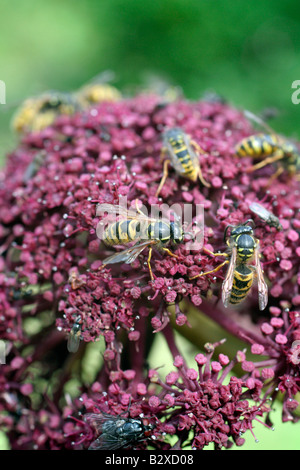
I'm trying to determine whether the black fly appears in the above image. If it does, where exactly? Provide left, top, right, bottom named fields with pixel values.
left=84, top=411, right=154, bottom=450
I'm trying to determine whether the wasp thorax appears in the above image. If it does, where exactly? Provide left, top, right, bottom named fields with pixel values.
left=170, top=221, right=184, bottom=244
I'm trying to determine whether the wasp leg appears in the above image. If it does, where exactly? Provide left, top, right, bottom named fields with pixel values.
left=190, top=259, right=229, bottom=280
left=159, top=146, right=167, bottom=162
left=161, top=247, right=179, bottom=258
left=246, top=151, right=284, bottom=173
left=147, top=246, right=154, bottom=280
left=190, top=140, right=205, bottom=155
left=190, top=140, right=211, bottom=188
left=98, top=263, right=107, bottom=271
left=265, top=165, right=284, bottom=187
left=198, top=169, right=211, bottom=188
left=134, top=198, right=145, bottom=215
left=203, top=247, right=228, bottom=257
left=155, top=158, right=171, bottom=197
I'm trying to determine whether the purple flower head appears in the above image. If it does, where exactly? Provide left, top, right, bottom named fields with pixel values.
left=0, top=89, right=299, bottom=449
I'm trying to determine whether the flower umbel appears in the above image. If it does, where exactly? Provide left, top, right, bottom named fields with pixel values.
left=0, top=89, right=299, bottom=449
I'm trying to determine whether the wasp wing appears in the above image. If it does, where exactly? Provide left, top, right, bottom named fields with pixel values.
left=244, top=109, right=275, bottom=135
left=85, top=70, right=116, bottom=85
left=222, top=246, right=237, bottom=308
left=254, top=245, right=268, bottom=311
left=97, top=203, right=140, bottom=219
left=103, top=240, right=156, bottom=265
left=96, top=203, right=159, bottom=223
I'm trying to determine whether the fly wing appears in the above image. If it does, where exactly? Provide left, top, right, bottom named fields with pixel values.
left=67, top=331, right=81, bottom=353
left=254, top=245, right=268, bottom=311
left=249, top=202, right=271, bottom=222
left=85, top=413, right=125, bottom=451
left=84, top=412, right=111, bottom=428
left=222, top=246, right=237, bottom=308
left=103, top=240, right=156, bottom=265
left=88, top=434, right=124, bottom=451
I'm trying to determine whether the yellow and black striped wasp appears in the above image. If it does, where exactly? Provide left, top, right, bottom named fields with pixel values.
left=11, top=72, right=121, bottom=135
left=155, top=128, right=211, bottom=197
left=96, top=201, right=184, bottom=280
left=11, top=91, right=79, bottom=134
left=190, top=220, right=268, bottom=311
left=235, top=110, right=300, bottom=182
left=74, top=71, right=122, bottom=108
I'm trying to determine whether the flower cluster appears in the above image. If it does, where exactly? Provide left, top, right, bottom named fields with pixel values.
left=0, top=88, right=299, bottom=449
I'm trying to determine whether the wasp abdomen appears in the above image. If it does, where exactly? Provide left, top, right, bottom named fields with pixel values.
left=164, top=129, right=199, bottom=182
left=235, top=133, right=280, bottom=158
left=104, top=220, right=141, bottom=246
left=230, top=265, right=253, bottom=305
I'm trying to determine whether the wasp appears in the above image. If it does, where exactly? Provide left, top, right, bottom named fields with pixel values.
left=75, top=71, right=122, bottom=108
left=155, top=128, right=211, bottom=197
left=249, top=201, right=283, bottom=231
left=235, top=110, right=300, bottom=181
left=96, top=201, right=183, bottom=280
left=67, top=315, right=82, bottom=353
left=190, top=220, right=268, bottom=311
left=85, top=411, right=154, bottom=450
left=12, top=91, right=79, bottom=134
left=75, top=83, right=121, bottom=108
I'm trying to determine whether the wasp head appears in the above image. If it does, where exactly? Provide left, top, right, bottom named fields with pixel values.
left=224, top=219, right=255, bottom=242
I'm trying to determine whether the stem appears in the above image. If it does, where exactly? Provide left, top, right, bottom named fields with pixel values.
left=129, top=316, right=148, bottom=384
left=162, top=323, right=183, bottom=361
left=199, top=299, right=278, bottom=354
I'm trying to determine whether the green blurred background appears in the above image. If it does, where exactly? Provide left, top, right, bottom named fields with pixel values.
left=0, top=0, right=300, bottom=450
left=1, top=0, right=300, bottom=157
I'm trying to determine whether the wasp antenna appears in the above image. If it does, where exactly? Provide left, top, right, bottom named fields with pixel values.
left=243, top=218, right=255, bottom=228
left=223, top=224, right=235, bottom=241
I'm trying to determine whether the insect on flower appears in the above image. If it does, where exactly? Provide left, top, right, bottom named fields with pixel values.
left=74, top=70, right=122, bottom=108
left=68, top=268, right=86, bottom=290
left=190, top=220, right=268, bottom=311
left=11, top=91, right=80, bottom=134
left=155, top=127, right=211, bottom=197
left=85, top=411, right=154, bottom=450
left=67, top=315, right=82, bottom=353
left=96, top=201, right=184, bottom=281
left=235, top=110, right=300, bottom=182
left=249, top=201, right=283, bottom=231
